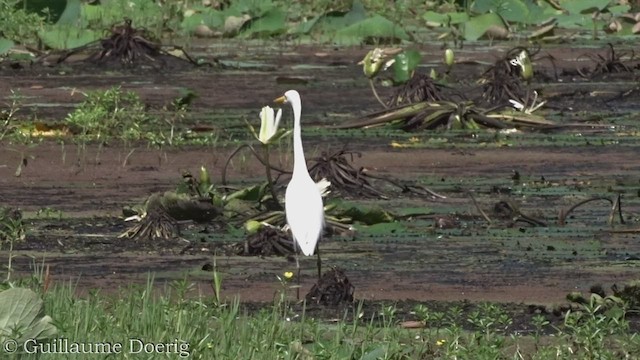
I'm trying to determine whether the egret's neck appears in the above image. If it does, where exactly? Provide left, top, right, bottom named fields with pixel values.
left=292, top=102, right=309, bottom=177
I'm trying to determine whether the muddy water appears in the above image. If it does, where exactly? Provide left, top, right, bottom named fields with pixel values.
left=1, top=42, right=640, bottom=307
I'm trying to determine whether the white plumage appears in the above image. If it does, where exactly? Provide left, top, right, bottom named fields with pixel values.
left=278, top=90, right=325, bottom=256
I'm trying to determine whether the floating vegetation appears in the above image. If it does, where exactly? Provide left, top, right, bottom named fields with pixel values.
left=338, top=100, right=558, bottom=132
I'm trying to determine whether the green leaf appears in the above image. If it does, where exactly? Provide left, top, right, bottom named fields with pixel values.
left=22, top=0, right=67, bottom=23
left=56, top=0, right=82, bottom=25
left=422, top=11, right=469, bottom=26
left=0, top=288, right=57, bottom=343
left=39, top=27, right=101, bottom=50
left=308, top=0, right=367, bottom=36
left=362, top=345, right=389, bottom=360
left=391, top=50, right=421, bottom=84
left=464, top=13, right=509, bottom=41
left=291, top=15, right=322, bottom=34
left=0, top=38, right=14, bottom=55
left=339, top=205, right=395, bottom=225
left=472, top=0, right=531, bottom=24
left=181, top=10, right=225, bottom=34
left=242, top=8, right=286, bottom=37
left=554, top=13, right=592, bottom=29
left=335, top=15, right=409, bottom=44
left=562, top=0, right=612, bottom=14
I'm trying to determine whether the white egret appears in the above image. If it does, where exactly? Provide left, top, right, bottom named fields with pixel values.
left=274, top=90, right=325, bottom=287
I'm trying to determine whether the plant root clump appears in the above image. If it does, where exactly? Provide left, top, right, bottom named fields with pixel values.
left=479, top=47, right=534, bottom=107
left=308, top=149, right=387, bottom=199
left=612, top=281, right=640, bottom=310
left=120, top=192, right=221, bottom=241
left=236, top=226, right=294, bottom=256
left=120, top=199, right=179, bottom=241
left=577, top=43, right=636, bottom=79
left=305, top=267, right=355, bottom=306
left=55, top=18, right=204, bottom=68
left=308, top=148, right=445, bottom=199
left=387, top=73, right=446, bottom=107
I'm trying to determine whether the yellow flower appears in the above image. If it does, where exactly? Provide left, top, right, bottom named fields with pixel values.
left=284, top=271, right=294, bottom=280
left=436, top=339, right=446, bottom=346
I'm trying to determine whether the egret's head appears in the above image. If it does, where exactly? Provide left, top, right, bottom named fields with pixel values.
left=274, top=90, right=300, bottom=106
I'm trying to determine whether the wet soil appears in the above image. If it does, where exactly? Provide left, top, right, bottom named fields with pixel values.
left=1, top=42, right=640, bottom=332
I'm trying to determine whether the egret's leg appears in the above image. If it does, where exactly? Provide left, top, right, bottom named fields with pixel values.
left=295, top=252, right=300, bottom=300
left=315, top=243, right=322, bottom=281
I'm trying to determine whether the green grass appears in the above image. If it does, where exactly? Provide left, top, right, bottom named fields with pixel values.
left=0, top=273, right=638, bottom=359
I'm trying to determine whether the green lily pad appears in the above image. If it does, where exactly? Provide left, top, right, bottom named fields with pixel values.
left=306, top=0, right=367, bottom=36
left=56, top=0, right=81, bottom=25
left=422, top=11, right=469, bottom=26
left=562, top=0, right=612, bottom=14
left=21, top=0, right=66, bottom=23
left=472, top=0, right=531, bottom=24
left=0, top=38, right=14, bottom=55
left=242, top=8, right=286, bottom=37
left=39, top=27, right=100, bottom=50
left=181, top=10, right=225, bottom=34
left=335, top=15, right=409, bottom=44
left=0, top=288, right=57, bottom=343
left=464, top=13, right=509, bottom=41
left=392, top=49, right=421, bottom=84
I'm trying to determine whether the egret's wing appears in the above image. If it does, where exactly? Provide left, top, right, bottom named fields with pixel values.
left=285, top=177, right=325, bottom=256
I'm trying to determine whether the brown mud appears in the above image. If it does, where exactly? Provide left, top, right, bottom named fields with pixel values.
left=1, top=42, right=640, bottom=332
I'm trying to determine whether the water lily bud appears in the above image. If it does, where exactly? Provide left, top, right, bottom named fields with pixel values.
left=444, top=48, right=454, bottom=68
left=520, top=53, right=533, bottom=81
left=199, top=166, right=211, bottom=185
left=245, top=220, right=262, bottom=234
left=510, top=50, right=533, bottom=81
left=359, top=48, right=386, bottom=78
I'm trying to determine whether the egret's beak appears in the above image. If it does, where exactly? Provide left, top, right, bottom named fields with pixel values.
left=274, top=95, right=286, bottom=104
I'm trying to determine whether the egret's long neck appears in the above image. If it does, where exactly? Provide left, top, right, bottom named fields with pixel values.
left=291, top=100, right=309, bottom=176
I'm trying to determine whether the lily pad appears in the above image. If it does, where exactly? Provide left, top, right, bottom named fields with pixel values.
left=392, top=49, right=421, bottom=84
left=562, top=0, right=612, bottom=14
left=0, top=288, right=57, bottom=343
left=472, top=0, right=531, bottom=24
left=56, top=0, right=81, bottom=25
left=39, top=27, right=101, bottom=50
left=422, top=11, right=469, bottom=26
left=335, top=15, right=409, bottom=44
left=242, top=8, right=287, bottom=37
left=464, top=13, right=509, bottom=41
left=303, top=0, right=367, bottom=36
left=0, top=38, right=14, bottom=55
left=181, top=9, right=225, bottom=34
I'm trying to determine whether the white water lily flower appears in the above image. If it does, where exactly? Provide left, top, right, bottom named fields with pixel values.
left=248, top=106, right=290, bottom=145
left=258, top=106, right=282, bottom=144
left=509, top=90, right=546, bottom=114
